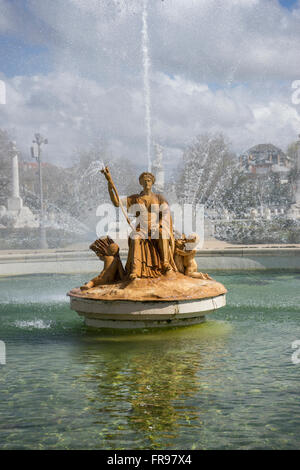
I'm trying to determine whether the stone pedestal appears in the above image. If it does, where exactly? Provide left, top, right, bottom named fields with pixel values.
left=68, top=273, right=227, bottom=329
left=13, top=207, right=39, bottom=228
left=7, top=196, right=23, bottom=213
left=1, top=145, right=39, bottom=229
left=70, top=295, right=226, bottom=329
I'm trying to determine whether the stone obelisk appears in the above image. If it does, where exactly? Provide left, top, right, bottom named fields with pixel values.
left=7, top=142, right=23, bottom=213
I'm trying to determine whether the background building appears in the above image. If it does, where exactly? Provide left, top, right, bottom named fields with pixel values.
left=239, top=143, right=292, bottom=181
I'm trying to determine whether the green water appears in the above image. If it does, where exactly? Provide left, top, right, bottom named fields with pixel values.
left=0, top=272, right=300, bottom=450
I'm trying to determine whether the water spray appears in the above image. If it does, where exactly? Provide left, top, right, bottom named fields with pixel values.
left=142, top=0, right=152, bottom=173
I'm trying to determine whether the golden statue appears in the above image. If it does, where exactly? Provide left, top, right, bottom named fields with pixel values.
left=102, top=167, right=177, bottom=280
left=77, top=167, right=222, bottom=300
left=70, top=168, right=227, bottom=328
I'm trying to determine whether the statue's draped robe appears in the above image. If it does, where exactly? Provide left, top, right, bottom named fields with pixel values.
left=125, top=193, right=177, bottom=278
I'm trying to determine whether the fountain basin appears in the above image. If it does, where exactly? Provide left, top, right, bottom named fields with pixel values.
left=68, top=273, right=227, bottom=328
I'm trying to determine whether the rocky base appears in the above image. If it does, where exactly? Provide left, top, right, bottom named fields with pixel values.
left=68, top=271, right=227, bottom=302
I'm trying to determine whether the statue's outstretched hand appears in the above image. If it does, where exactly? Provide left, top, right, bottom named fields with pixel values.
left=101, top=166, right=113, bottom=185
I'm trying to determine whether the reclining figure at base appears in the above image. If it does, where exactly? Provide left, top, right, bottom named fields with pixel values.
left=80, top=237, right=125, bottom=290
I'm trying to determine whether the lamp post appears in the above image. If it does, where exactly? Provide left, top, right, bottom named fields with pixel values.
left=31, top=133, right=48, bottom=249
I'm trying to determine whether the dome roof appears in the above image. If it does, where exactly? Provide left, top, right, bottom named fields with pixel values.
left=245, top=143, right=285, bottom=157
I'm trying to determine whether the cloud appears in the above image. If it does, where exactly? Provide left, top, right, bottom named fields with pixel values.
left=1, top=71, right=299, bottom=169
left=0, top=0, right=13, bottom=33
left=0, top=0, right=300, bottom=169
left=17, top=0, right=300, bottom=83
left=0, top=72, right=148, bottom=164
left=152, top=0, right=300, bottom=83
left=151, top=73, right=300, bottom=153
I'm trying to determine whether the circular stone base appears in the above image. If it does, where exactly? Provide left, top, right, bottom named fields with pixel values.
left=68, top=273, right=227, bottom=329
left=69, top=293, right=226, bottom=329
left=84, top=315, right=207, bottom=329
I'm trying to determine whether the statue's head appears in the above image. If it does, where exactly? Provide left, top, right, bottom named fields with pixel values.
left=175, top=232, right=200, bottom=251
left=107, top=243, right=119, bottom=256
left=185, top=232, right=200, bottom=250
left=139, top=172, right=155, bottom=190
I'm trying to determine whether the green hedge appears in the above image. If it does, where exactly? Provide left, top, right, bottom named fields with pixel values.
left=215, top=218, right=300, bottom=244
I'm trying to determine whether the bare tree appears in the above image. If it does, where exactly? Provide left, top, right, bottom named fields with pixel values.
left=177, top=133, right=238, bottom=211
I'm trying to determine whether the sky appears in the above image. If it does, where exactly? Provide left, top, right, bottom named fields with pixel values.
left=0, top=0, right=300, bottom=169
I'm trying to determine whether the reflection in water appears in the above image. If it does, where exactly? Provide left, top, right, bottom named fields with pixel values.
left=1, top=272, right=300, bottom=449
left=77, top=323, right=231, bottom=449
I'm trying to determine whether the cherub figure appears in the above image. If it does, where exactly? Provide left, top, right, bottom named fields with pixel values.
left=80, top=237, right=125, bottom=291
left=174, top=233, right=212, bottom=280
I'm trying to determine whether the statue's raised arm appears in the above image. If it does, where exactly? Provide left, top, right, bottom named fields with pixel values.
left=101, top=166, right=119, bottom=207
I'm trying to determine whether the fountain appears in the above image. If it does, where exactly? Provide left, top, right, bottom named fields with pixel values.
left=65, top=3, right=227, bottom=328
left=142, top=0, right=152, bottom=172
left=152, top=143, right=165, bottom=193
left=68, top=167, right=227, bottom=328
